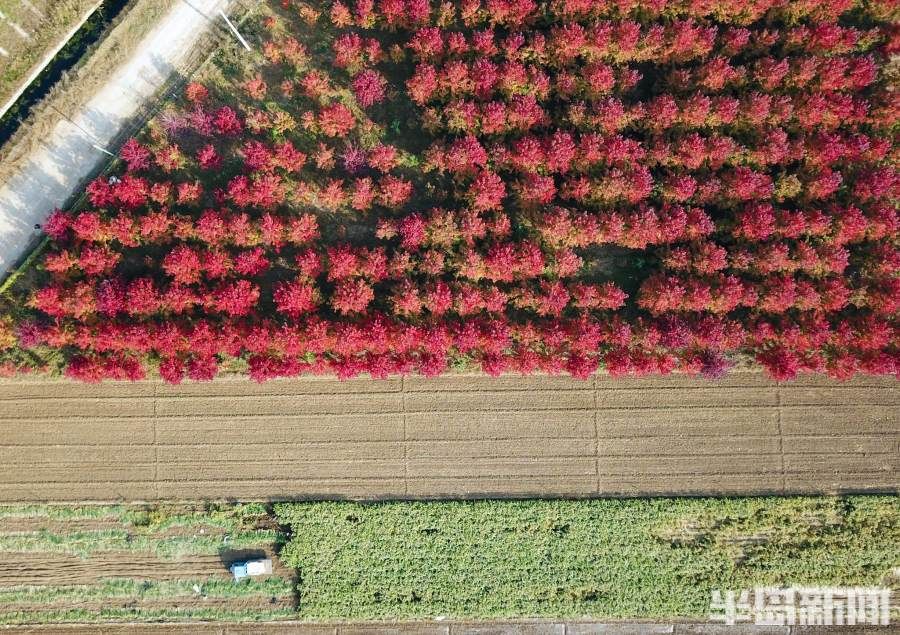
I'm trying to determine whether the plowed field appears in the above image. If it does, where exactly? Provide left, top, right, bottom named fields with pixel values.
left=0, top=372, right=895, bottom=501
left=0, top=505, right=295, bottom=624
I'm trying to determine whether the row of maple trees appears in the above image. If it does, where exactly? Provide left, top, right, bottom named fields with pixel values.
left=4, top=0, right=896, bottom=382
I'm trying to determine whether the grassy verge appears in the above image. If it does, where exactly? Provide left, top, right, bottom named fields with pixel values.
left=0, top=501, right=270, bottom=529
left=276, top=497, right=900, bottom=620
left=0, top=606, right=296, bottom=625
left=0, top=502, right=277, bottom=558
left=0, top=528, right=278, bottom=558
left=0, top=577, right=294, bottom=604
left=0, top=503, right=124, bottom=520
left=0, top=0, right=100, bottom=110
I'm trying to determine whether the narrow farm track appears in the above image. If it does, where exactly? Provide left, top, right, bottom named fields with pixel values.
left=0, top=373, right=895, bottom=502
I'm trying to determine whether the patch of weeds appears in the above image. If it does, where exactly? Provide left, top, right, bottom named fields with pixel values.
left=0, top=576, right=294, bottom=605
left=276, top=497, right=899, bottom=620
left=655, top=497, right=899, bottom=569
left=0, top=505, right=125, bottom=521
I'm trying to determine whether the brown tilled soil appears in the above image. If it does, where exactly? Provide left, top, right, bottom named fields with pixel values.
left=0, top=372, right=895, bottom=502
left=0, top=517, right=293, bottom=622
left=0, top=553, right=232, bottom=586
left=0, top=543, right=292, bottom=587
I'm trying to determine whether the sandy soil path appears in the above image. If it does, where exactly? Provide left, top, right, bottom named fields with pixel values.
left=0, top=0, right=233, bottom=274
left=0, top=372, right=895, bottom=502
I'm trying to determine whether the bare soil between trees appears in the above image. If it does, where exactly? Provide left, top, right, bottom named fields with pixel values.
left=0, top=372, right=895, bottom=502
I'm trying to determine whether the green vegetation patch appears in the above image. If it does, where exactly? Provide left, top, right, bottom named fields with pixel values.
left=0, top=528, right=277, bottom=558
left=0, top=501, right=268, bottom=528
left=0, top=576, right=293, bottom=604
left=121, top=501, right=272, bottom=533
left=0, top=606, right=296, bottom=625
left=0, top=502, right=276, bottom=558
left=276, top=497, right=900, bottom=620
left=0, top=503, right=124, bottom=520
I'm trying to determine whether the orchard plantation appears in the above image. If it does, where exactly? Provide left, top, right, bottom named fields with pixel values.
left=0, top=0, right=897, bottom=383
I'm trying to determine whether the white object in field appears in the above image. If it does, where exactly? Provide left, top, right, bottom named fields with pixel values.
left=246, top=559, right=272, bottom=576
left=11, top=22, right=30, bottom=39
left=230, top=557, right=273, bottom=580
left=219, top=9, right=250, bottom=51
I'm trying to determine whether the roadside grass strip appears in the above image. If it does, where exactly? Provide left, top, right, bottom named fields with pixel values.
left=0, top=502, right=269, bottom=530
left=0, top=577, right=294, bottom=604
left=0, top=606, right=297, bottom=624
left=0, top=529, right=278, bottom=558
left=0, top=503, right=278, bottom=558
left=0, top=504, right=125, bottom=520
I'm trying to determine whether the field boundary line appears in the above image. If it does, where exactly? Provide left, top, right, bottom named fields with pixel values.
left=593, top=375, right=600, bottom=494
left=2, top=403, right=897, bottom=417
left=776, top=384, right=786, bottom=493
left=152, top=380, right=159, bottom=499
left=401, top=375, right=409, bottom=496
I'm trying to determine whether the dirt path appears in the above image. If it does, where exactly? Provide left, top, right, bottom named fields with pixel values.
left=0, top=372, right=895, bottom=502
left=0, top=0, right=234, bottom=274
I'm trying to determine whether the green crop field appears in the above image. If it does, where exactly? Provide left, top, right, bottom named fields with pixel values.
left=277, top=497, right=900, bottom=620
left=0, top=497, right=897, bottom=625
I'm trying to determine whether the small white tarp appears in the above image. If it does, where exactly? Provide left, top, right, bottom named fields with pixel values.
left=246, top=559, right=273, bottom=576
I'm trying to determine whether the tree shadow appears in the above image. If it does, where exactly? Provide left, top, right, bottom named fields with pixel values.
left=219, top=546, right=268, bottom=568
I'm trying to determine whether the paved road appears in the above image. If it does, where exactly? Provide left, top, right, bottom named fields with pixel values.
left=0, top=0, right=233, bottom=273
left=0, top=372, right=895, bottom=502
